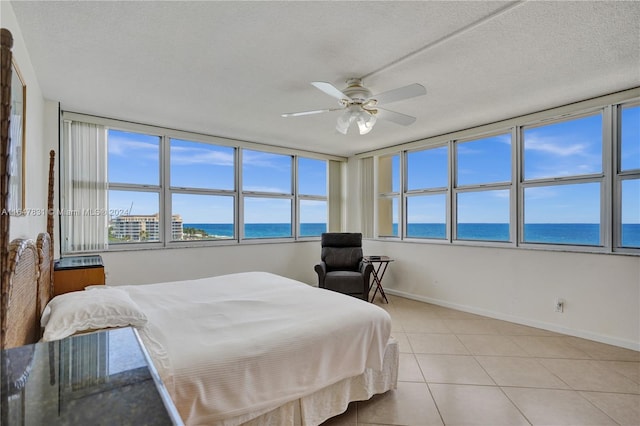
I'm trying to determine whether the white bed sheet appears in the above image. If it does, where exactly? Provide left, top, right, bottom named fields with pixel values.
left=118, top=272, right=393, bottom=425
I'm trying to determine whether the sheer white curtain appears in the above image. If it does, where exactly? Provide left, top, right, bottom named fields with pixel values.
left=61, top=120, right=108, bottom=253
left=360, top=157, right=374, bottom=238
left=8, top=114, right=23, bottom=212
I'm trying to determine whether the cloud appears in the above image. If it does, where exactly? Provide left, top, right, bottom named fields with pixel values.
left=108, top=134, right=159, bottom=156
left=524, top=135, right=589, bottom=157
left=171, top=146, right=234, bottom=166
left=243, top=150, right=291, bottom=169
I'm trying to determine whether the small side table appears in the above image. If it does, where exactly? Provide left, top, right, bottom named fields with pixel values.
left=54, top=255, right=105, bottom=296
left=363, top=256, right=394, bottom=303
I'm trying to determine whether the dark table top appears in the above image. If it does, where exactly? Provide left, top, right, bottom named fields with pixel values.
left=363, top=255, right=394, bottom=262
left=1, top=327, right=182, bottom=425
left=54, top=255, right=103, bottom=270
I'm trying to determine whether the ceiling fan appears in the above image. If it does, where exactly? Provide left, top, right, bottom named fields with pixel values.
left=282, top=78, right=427, bottom=135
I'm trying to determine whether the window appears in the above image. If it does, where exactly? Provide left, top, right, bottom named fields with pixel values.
left=366, top=91, right=638, bottom=254
left=108, top=130, right=161, bottom=245
left=620, top=104, right=640, bottom=171
left=457, top=190, right=510, bottom=241
left=523, top=183, right=601, bottom=245
left=61, top=113, right=335, bottom=253
left=618, top=103, right=640, bottom=249
left=170, top=139, right=234, bottom=190
left=455, top=133, right=512, bottom=242
left=406, top=194, right=446, bottom=239
left=298, top=157, right=327, bottom=237
left=242, top=150, right=293, bottom=239
left=523, top=114, right=602, bottom=180
left=406, top=146, right=448, bottom=239
left=522, top=114, right=603, bottom=246
left=170, top=138, right=235, bottom=241
left=378, top=154, right=400, bottom=237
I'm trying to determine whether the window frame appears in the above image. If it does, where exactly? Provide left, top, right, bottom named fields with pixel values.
left=362, top=89, right=639, bottom=255
left=613, top=101, right=640, bottom=253
left=453, top=130, right=515, bottom=245
left=60, top=112, right=339, bottom=254
left=404, top=143, right=450, bottom=241
left=518, top=109, right=607, bottom=250
left=296, top=156, right=329, bottom=239
left=240, top=148, right=294, bottom=241
left=107, top=127, right=164, bottom=250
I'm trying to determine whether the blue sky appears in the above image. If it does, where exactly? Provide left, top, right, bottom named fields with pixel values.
left=108, top=131, right=327, bottom=223
left=108, top=105, right=639, bottom=225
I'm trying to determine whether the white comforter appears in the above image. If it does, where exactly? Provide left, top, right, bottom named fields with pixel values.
left=119, top=272, right=391, bottom=425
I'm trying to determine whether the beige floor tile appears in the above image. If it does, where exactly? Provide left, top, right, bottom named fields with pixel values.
left=397, top=316, right=451, bottom=333
left=398, top=353, right=425, bottom=382
left=415, top=354, right=495, bottom=385
left=566, top=337, right=640, bottom=361
left=442, top=319, right=502, bottom=335
left=390, top=332, right=412, bottom=353
left=475, top=356, right=570, bottom=389
left=374, top=296, right=638, bottom=426
left=603, top=360, right=640, bottom=383
left=457, top=334, right=529, bottom=356
left=356, top=382, right=443, bottom=425
left=539, top=358, right=640, bottom=394
left=491, top=320, right=560, bottom=336
left=429, top=383, right=529, bottom=425
left=510, top=335, right=591, bottom=359
left=503, top=387, right=618, bottom=425
left=434, top=309, right=487, bottom=320
left=580, top=391, right=640, bottom=426
left=406, top=333, right=469, bottom=355
left=321, top=402, right=357, bottom=425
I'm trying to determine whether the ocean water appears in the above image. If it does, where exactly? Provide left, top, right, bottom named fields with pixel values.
left=404, top=223, right=640, bottom=247
left=184, top=223, right=640, bottom=247
left=184, top=223, right=326, bottom=239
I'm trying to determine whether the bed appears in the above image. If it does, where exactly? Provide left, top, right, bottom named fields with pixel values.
left=41, top=273, right=398, bottom=425
left=0, top=27, right=398, bottom=426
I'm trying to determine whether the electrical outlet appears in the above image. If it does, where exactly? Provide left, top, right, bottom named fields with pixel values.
left=555, top=298, right=564, bottom=313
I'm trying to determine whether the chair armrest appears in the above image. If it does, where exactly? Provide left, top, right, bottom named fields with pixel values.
left=314, top=262, right=327, bottom=287
left=359, top=260, right=373, bottom=278
left=359, top=261, right=374, bottom=301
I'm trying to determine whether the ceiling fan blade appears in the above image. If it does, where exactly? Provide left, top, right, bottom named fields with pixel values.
left=311, top=81, right=352, bottom=101
left=372, top=83, right=426, bottom=105
left=281, top=107, right=344, bottom=118
left=376, top=108, right=417, bottom=126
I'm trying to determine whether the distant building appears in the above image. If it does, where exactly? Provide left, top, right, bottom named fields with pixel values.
left=111, top=214, right=183, bottom=241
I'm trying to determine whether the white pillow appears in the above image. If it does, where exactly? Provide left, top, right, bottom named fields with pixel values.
left=42, top=287, right=148, bottom=341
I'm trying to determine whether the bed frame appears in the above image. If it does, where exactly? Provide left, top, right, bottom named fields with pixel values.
left=0, top=28, right=56, bottom=351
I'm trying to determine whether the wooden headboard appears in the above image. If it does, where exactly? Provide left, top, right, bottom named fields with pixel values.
left=0, top=28, right=56, bottom=350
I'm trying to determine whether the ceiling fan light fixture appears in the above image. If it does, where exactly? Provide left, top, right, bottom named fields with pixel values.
left=336, top=110, right=353, bottom=135
left=284, top=79, right=426, bottom=135
left=357, top=110, right=377, bottom=135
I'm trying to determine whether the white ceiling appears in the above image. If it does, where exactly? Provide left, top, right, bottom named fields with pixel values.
left=10, top=1, right=640, bottom=157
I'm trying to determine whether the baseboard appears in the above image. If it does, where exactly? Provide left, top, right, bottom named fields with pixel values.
left=384, top=288, right=640, bottom=352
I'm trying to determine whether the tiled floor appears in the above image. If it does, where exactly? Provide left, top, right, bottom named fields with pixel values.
left=323, top=295, right=640, bottom=426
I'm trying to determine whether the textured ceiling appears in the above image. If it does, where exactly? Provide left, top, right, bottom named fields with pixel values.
left=9, top=1, right=640, bottom=157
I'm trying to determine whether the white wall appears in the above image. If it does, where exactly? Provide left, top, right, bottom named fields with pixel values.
left=345, top=158, right=640, bottom=351
left=100, top=241, right=321, bottom=287
left=1, top=2, right=48, bottom=241
left=364, top=240, right=640, bottom=350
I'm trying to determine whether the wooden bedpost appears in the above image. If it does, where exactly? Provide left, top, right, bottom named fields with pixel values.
left=1, top=28, right=14, bottom=350
left=48, top=150, right=55, bottom=295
